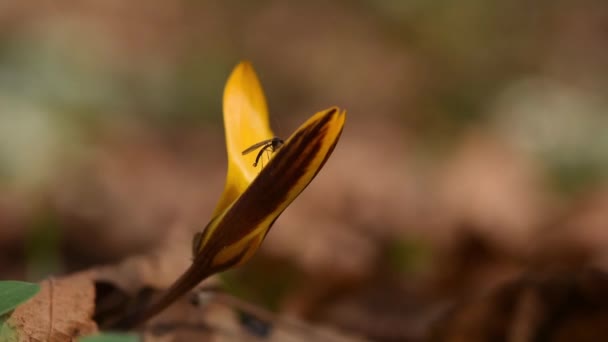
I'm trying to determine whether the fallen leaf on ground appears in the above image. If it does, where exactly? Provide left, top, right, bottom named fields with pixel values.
left=5, top=273, right=97, bottom=342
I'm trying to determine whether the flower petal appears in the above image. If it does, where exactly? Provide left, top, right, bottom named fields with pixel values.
left=215, top=61, right=276, bottom=215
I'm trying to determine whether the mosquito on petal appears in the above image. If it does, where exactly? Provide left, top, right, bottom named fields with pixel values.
left=242, top=137, right=284, bottom=167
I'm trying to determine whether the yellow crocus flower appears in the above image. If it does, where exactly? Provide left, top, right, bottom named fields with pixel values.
left=118, top=61, right=345, bottom=328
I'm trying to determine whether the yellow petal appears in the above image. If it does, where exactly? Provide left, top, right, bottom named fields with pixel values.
left=215, top=61, right=276, bottom=215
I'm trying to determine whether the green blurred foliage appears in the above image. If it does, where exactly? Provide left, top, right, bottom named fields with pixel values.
left=386, top=239, right=432, bottom=276
left=221, top=256, right=303, bottom=311
left=79, top=333, right=139, bottom=342
left=0, top=280, right=40, bottom=316
left=25, top=210, right=63, bottom=281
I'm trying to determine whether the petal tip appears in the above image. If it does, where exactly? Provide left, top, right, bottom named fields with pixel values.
left=328, top=106, right=347, bottom=124
left=234, top=60, right=256, bottom=77
left=327, top=106, right=346, bottom=116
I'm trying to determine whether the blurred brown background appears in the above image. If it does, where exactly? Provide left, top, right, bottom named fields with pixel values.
left=2, top=1, right=608, bottom=341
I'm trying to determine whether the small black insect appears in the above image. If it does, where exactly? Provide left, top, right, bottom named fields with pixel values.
left=242, top=137, right=284, bottom=167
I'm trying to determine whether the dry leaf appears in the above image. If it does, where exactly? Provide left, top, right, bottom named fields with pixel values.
left=6, top=273, right=97, bottom=342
